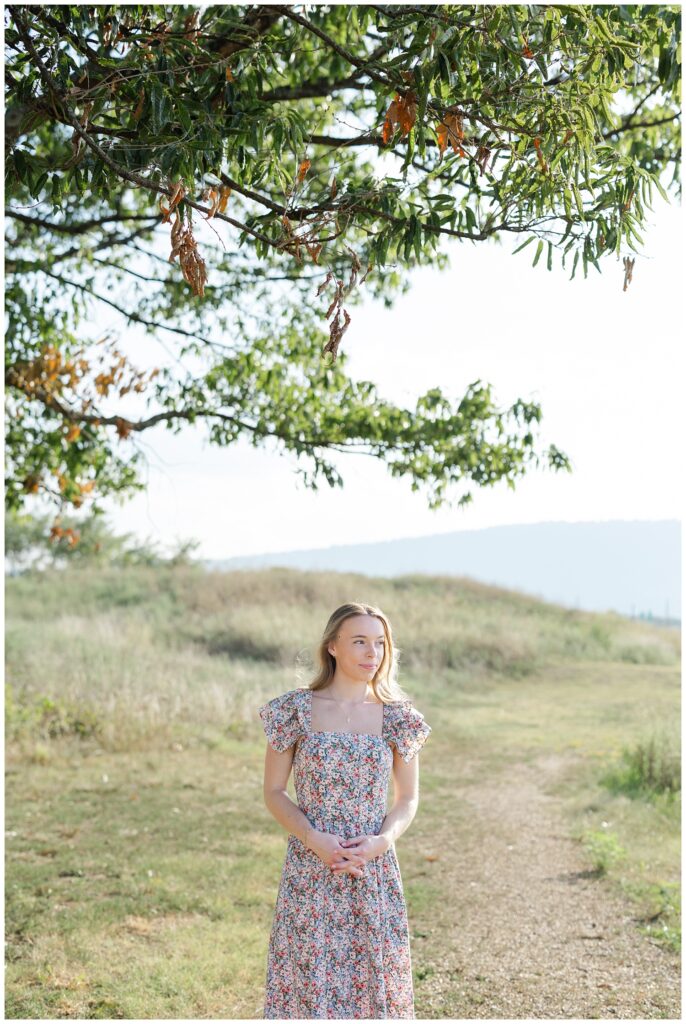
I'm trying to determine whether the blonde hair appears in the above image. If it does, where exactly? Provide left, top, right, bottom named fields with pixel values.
left=308, top=602, right=409, bottom=704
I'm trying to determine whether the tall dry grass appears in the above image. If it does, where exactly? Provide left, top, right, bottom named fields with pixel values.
left=6, top=563, right=679, bottom=753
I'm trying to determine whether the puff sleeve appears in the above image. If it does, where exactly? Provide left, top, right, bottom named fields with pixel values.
left=258, top=689, right=305, bottom=752
left=389, top=700, right=432, bottom=762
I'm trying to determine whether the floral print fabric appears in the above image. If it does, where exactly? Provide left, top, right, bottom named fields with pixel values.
left=258, top=687, right=431, bottom=1018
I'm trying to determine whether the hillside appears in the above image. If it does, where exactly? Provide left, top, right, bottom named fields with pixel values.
left=205, top=519, right=681, bottom=621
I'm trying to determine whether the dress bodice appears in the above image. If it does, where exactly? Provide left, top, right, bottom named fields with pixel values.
left=259, top=687, right=431, bottom=840
left=294, top=730, right=394, bottom=838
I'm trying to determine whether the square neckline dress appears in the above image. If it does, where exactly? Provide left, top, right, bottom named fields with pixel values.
left=258, top=686, right=432, bottom=1019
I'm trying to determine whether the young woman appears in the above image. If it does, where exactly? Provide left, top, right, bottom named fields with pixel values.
left=258, top=601, right=432, bottom=1019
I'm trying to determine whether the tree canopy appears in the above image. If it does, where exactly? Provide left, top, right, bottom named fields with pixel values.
left=4, top=3, right=680, bottom=533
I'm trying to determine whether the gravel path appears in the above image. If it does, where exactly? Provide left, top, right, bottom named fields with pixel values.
left=413, top=752, right=680, bottom=1019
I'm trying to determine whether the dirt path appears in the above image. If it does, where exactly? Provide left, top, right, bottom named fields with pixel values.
left=413, top=752, right=680, bottom=1019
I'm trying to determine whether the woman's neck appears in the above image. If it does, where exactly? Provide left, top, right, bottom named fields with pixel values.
left=321, top=678, right=375, bottom=702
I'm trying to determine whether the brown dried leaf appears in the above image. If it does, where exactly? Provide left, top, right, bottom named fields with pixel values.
left=297, top=159, right=311, bottom=183
left=622, top=256, right=635, bottom=292
left=322, top=308, right=351, bottom=362
left=167, top=208, right=208, bottom=296
left=382, top=90, right=417, bottom=144
left=316, top=270, right=334, bottom=297
left=217, top=186, right=232, bottom=213
left=133, top=87, right=145, bottom=121
left=437, top=108, right=465, bottom=156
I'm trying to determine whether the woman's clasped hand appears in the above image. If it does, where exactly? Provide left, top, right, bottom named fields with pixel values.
left=306, top=830, right=390, bottom=878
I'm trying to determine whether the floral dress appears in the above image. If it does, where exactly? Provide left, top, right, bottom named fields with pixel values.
left=258, top=686, right=432, bottom=1019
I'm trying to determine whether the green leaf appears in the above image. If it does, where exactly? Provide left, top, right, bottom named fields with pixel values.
left=583, top=149, right=593, bottom=191
left=150, top=85, right=170, bottom=133
left=571, top=183, right=584, bottom=218
left=32, top=171, right=49, bottom=197
left=12, top=148, right=29, bottom=184
left=416, top=93, right=427, bottom=156
left=598, top=91, right=617, bottom=129
left=652, top=173, right=669, bottom=203
left=413, top=217, right=422, bottom=261
left=532, top=240, right=544, bottom=267
left=570, top=250, right=579, bottom=280
left=430, top=194, right=457, bottom=208
left=402, top=124, right=416, bottom=172
left=512, top=235, right=535, bottom=255
left=376, top=231, right=390, bottom=266
left=177, top=102, right=192, bottom=134
left=437, top=50, right=452, bottom=87
left=533, top=53, right=548, bottom=80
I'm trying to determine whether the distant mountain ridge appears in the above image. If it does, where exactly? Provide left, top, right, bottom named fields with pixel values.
left=202, top=519, right=680, bottom=622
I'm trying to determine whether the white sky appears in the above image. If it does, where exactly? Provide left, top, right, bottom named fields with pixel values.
left=91, top=191, right=683, bottom=561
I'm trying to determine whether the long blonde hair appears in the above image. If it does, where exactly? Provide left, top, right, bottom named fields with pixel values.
left=308, top=602, right=409, bottom=704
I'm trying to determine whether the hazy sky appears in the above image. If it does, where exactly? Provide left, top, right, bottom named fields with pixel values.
left=83, top=191, right=682, bottom=560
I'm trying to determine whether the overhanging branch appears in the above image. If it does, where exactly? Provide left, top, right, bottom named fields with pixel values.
left=5, top=209, right=160, bottom=234
left=11, top=260, right=238, bottom=355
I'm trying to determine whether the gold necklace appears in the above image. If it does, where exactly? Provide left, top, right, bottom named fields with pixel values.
left=315, top=693, right=370, bottom=725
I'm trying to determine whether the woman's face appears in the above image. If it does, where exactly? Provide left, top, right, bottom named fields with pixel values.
left=327, top=614, right=386, bottom=682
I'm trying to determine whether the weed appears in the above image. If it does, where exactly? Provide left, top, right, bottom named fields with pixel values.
left=601, top=731, right=680, bottom=798
left=582, top=829, right=626, bottom=875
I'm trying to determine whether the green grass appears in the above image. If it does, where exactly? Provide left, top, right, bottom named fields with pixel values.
left=600, top=729, right=681, bottom=796
left=5, top=563, right=681, bottom=1016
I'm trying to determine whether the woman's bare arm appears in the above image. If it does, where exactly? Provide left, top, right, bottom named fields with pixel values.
left=263, top=743, right=315, bottom=846
left=263, top=742, right=363, bottom=875
left=378, top=750, right=421, bottom=849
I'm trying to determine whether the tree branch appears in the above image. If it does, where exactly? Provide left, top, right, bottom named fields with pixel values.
left=5, top=362, right=397, bottom=458
left=258, top=40, right=394, bottom=101
left=272, top=6, right=396, bottom=89
left=11, top=261, right=238, bottom=355
left=273, top=5, right=535, bottom=138
left=7, top=222, right=162, bottom=269
left=216, top=170, right=507, bottom=242
left=603, top=112, right=680, bottom=138
left=5, top=209, right=160, bottom=234
left=11, top=10, right=285, bottom=253
left=89, top=254, right=327, bottom=287
left=12, top=6, right=532, bottom=261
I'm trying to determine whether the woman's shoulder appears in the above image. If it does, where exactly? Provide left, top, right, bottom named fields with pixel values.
left=383, top=694, right=429, bottom=730
left=259, top=686, right=309, bottom=713
left=263, top=685, right=309, bottom=699
left=258, top=687, right=309, bottom=752
left=383, top=695, right=432, bottom=762
left=383, top=694, right=418, bottom=711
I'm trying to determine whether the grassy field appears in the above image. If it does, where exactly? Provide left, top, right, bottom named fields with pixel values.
left=5, top=563, right=680, bottom=1018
